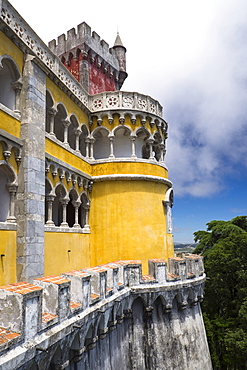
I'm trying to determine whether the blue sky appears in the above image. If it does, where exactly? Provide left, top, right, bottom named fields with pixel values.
left=173, top=170, right=247, bottom=243
left=9, top=0, right=247, bottom=243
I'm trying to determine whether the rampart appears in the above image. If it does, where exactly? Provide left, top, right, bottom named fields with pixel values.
left=0, top=254, right=212, bottom=370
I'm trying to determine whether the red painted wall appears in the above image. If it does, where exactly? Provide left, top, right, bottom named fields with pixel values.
left=62, top=54, right=116, bottom=93
left=89, top=63, right=116, bottom=94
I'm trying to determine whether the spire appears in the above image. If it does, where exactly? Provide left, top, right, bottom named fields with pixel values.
left=114, top=32, right=124, bottom=47
left=113, top=32, right=126, bottom=52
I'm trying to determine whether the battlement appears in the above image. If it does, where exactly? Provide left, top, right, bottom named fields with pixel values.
left=48, top=22, right=120, bottom=70
left=0, top=254, right=204, bottom=358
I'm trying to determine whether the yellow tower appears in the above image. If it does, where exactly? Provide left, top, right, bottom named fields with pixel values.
left=0, top=3, right=174, bottom=282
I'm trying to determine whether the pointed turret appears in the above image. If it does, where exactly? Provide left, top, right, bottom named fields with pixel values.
left=114, top=33, right=126, bottom=49
left=113, top=32, right=127, bottom=88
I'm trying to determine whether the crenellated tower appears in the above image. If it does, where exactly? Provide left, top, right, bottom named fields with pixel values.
left=49, top=23, right=127, bottom=94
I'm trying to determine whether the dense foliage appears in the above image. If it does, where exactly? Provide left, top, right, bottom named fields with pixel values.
left=193, top=216, right=247, bottom=369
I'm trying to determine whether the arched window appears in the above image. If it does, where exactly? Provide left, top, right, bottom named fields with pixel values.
left=0, top=166, right=10, bottom=222
left=135, top=128, right=150, bottom=159
left=93, top=127, right=110, bottom=159
left=0, top=55, right=22, bottom=111
left=45, top=178, right=54, bottom=226
left=52, top=184, right=67, bottom=226
left=45, top=90, right=55, bottom=134
left=79, top=124, right=89, bottom=157
left=113, top=126, right=131, bottom=158
left=79, top=193, right=90, bottom=230
left=0, top=163, right=17, bottom=223
left=67, top=188, right=79, bottom=228
left=68, top=115, right=79, bottom=150
left=54, top=104, right=67, bottom=142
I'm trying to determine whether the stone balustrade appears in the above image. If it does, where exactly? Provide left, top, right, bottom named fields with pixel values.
left=89, top=91, right=163, bottom=118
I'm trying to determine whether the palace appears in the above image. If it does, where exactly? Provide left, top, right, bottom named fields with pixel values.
left=0, top=1, right=212, bottom=368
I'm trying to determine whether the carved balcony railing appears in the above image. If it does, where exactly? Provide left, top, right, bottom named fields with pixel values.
left=89, top=91, right=163, bottom=117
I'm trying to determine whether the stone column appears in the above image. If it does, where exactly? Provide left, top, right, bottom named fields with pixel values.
left=159, top=144, right=165, bottom=163
left=74, top=128, right=81, bottom=153
left=85, top=138, right=90, bottom=158
left=48, top=108, right=57, bottom=135
left=130, top=135, right=137, bottom=158
left=46, top=195, right=55, bottom=226
left=90, top=138, right=95, bottom=160
left=6, top=184, right=17, bottom=223
left=62, top=119, right=70, bottom=145
left=16, top=54, right=46, bottom=282
left=60, top=199, right=69, bottom=227
left=72, top=201, right=81, bottom=228
left=147, top=138, right=155, bottom=160
left=109, top=135, right=115, bottom=158
left=12, top=80, right=22, bottom=114
left=83, top=203, right=90, bottom=232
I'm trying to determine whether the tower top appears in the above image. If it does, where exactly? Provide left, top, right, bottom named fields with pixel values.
left=113, top=32, right=126, bottom=52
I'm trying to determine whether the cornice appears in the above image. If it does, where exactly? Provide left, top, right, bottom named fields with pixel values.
left=92, top=174, right=172, bottom=187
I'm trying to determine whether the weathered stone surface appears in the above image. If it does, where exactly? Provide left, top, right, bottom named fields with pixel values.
left=16, top=56, right=46, bottom=282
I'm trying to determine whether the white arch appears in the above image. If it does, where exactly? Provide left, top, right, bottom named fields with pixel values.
left=54, top=182, right=68, bottom=199
left=134, top=127, right=151, bottom=159
left=91, top=125, right=111, bottom=138
left=68, top=114, right=80, bottom=150
left=68, top=186, right=79, bottom=201
left=0, top=55, right=21, bottom=81
left=0, top=55, right=22, bottom=110
left=112, top=124, right=132, bottom=136
left=45, top=177, right=54, bottom=196
left=0, top=161, right=17, bottom=184
left=54, top=102, right=69, bottom=142
left=112, top=125, right=132, bottom=158
left=92, top=126, right=111, bottom=160
left=46, top=89, right=55, bottom=107
left=0, top=162, right=17, bottom=222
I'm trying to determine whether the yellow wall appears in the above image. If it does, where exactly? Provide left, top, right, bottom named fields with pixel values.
left=44, top=232, right=91, bottom=275
left=89, top=180, right=173, bottom=274
left=0, top=230, right=16, bottom=285
left=46, top=138, right=91, bottom=176
left=0, top=110, right=21, bottom=139
left=92, top=161, right=168, bottom=178
left=0, top=31, right=23, bottom=71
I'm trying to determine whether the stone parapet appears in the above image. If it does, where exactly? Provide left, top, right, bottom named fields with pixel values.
left=0, top=254, right=205, bottom=369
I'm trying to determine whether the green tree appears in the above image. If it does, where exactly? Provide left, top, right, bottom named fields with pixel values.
left=194, top=216, right=247, bottom=369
